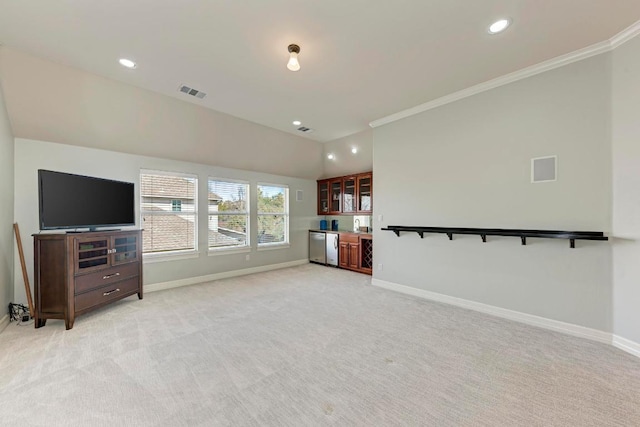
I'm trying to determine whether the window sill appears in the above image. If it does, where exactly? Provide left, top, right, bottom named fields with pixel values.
left=208, top=247, right=251, bottom=256
left=143, top=251, right=200, bottom=264
left=257, top=243, right=290, bottom=252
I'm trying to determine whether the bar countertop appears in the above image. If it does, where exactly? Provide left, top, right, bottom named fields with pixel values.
left=309, top=229, right=373, bottom=238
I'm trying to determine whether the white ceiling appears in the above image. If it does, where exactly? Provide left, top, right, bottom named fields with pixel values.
left=0, top=1, right=639, bottom=143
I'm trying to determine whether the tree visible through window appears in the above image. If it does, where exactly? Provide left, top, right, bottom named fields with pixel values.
left=140, top=171, right=197, bottom=254
left=257, top=184, right=288, bottom=246
left=208, top=179, right=250, bottom=250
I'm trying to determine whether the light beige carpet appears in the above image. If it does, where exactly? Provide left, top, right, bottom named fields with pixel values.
left=1, top=264, right=639, bottom=426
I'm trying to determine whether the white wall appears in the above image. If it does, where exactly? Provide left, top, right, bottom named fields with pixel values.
left=322, top=129, right=373, bottom=178
left=373, top=54, right=613, bottom=331
left=13, top=138, right=318, bottom=304
left=0, top=47, right=324, bottom=181
left=612, top=35, right=640, bottom=344
left=0, top=75, right=14, bottom=316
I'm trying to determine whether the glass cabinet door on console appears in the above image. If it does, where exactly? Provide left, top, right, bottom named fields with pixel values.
left=329, top=179, right=342, bottom=214
left=342, top=176, right=356, bottom=213
left=317, top=180, right=329, bottom=215
left=111, top=234, right=139, bottom=265
left=357, top=174, right=372, bottom=213
left=75, top=236, right=109, bottom=273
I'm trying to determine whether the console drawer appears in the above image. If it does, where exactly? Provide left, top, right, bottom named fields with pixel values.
left=75, top=277, right=139, bottom=312
left=75, top=262, right=139, bottom=294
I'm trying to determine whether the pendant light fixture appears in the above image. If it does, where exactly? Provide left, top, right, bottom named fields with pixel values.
left=287, top=44, right=301, bottom=71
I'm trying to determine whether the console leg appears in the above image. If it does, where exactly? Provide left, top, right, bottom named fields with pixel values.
left=65, top=316, right=75, bottom=330
left=138, top=291, right=143, bottom=300
left=35, top=318, right=46, bottom=328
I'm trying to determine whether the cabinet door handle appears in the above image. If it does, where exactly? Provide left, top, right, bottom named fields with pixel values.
left=102, top=272, right=120, bottom=280
left=103, top=288, right=121, bottom=296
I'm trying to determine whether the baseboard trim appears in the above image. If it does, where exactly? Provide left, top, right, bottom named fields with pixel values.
left=371, top=278, right=612, bottom=344
left=145, top=259, right=309, bottom=293
left=0, top=314, right=9, bottom=335
left=613, top=335, right=640, bottom=358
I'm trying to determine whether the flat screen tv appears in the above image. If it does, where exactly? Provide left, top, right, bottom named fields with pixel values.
left=38, top=169, right=135, bottom=231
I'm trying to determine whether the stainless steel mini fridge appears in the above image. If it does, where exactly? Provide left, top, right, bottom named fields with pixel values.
left=309, top=232, right=326, bottom=264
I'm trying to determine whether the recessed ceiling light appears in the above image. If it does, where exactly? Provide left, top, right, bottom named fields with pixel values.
left=119, top=58, right=137, bottom=69
left=292, top=120, right=301, bottom=126
left=351, top=147, right=358, bottom=154
left=327, top=153, right=335, bottom=160
left=488, top=19, right=511, bottom=34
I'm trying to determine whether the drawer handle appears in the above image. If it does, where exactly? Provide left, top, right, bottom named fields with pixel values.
left=102, top=272, right=120, bottom=280
left=103, top=288, right=120, bottom=296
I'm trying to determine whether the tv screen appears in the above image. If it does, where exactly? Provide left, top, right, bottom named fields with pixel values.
left=38, top=170, right=135, bottom=231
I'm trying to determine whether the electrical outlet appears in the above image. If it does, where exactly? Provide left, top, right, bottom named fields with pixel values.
left=245, top=254, right=250, bottom=261
left=378, top=214, right=383, bottom=222
left=378, top=263, right=383, bottom=271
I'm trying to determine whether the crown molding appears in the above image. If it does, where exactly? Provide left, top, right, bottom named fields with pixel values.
left=370, top=19, right=640, bottom=129
left=610, top=20, right=640, bottom=49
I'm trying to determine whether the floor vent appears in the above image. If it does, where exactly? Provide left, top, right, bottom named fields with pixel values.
left=297, top=126, right=314, bottom=133
left=178, top=85, right=206, bottom=99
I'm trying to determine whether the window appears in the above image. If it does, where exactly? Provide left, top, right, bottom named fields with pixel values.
left=140, top=170, right=198, bottom=256
left=208, top=178, right=250, bottom=251
left=257, top=183, right=289, bottom=247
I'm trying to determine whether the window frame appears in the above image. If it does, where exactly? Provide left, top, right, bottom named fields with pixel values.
left=257, top=182, right=290, bottom=250
left=140, top=169, right=199, bottom=260
left=207, top=177, right=251, bottom=254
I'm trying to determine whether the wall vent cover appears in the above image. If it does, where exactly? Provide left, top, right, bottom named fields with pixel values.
left=297, top=126, right=314, bottom=133
left=531, top=155, right=557, bottom=183
left=178, top=85, right=206, bottom=99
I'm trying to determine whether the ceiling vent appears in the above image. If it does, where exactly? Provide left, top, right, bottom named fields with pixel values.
left=178, top=84, right=206, bottom=99
left=297, top=126, right=314, bottom=133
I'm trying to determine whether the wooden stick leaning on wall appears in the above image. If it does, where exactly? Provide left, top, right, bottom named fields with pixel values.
left=13, top=223, right=35, bottom=317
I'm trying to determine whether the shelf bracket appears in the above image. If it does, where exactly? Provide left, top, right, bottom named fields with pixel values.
left=447, top=233, right=453, bottom=241
left=417, top=231, right=424, bottom=239
left=393, top=230, right=400, bottom=237
left=570, top=239, right=575, bottom=249
left=481, top=234, right=486, bottom=243
left=521, top=236, right=526, bottom=246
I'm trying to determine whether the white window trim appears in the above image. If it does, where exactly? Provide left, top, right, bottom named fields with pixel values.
left=140, top=169, right=199, bottom=259
left=208, top=247, right=252, bottom=256
left=257, top=182, right=289, bottom=247
left=257, top=243, right=290, bottom=251
left=141, top=168, right=199, bottom=179
left=143, top=250, right=200, bottom=264
left=208, top=177, right=250, bottom=252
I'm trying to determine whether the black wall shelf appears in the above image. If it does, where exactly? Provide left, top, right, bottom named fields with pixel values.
left=381, top=226, right=608, bottom=248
